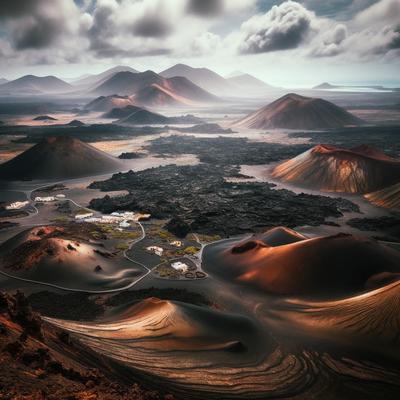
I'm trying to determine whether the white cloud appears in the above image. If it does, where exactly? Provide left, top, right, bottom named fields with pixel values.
left=238, top=1, right=318, bottom=54
left=308, top=0, right=400, bottom=60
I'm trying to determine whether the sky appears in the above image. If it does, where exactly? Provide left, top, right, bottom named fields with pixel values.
left=0, top=0, right=399, bottom=86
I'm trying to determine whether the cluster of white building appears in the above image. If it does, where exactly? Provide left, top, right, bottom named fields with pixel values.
left=34, top=194, right=65, bottom=202
left=6, top=200, right=30, bottom=210
left=76, top=211, right=151, bottom=229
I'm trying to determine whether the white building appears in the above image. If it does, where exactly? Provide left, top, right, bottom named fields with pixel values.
left=171, top=262, right=189, bottom=273
left=119, top=220, right=131, bottom=228
left=75, top=212, right=94, bottom=220
left=84, top=217, right=103, bottom=223
left=34, top=196, right=55, bottom=202
left=170, top=240, right=183, bottom=247
left=55, top=194, right=66, bottom=199
left=6, top=200, right=30, bottom=210
left=147, top=246, right=163, bottom=257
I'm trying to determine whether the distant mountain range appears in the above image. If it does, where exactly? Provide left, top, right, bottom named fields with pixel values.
left=0, top=64, right=275, bottom=99
left=313, top=82, right=398, bottom=92
left=71, top=66, right=139, bottom=89
left=160, top=64, right=235, bottom=96
left=160, top=64, right=274, bottom=96
left=234, top=93, right=363, bottom=130
left=91, top=70, right=218, bottom=106
left=0, top=75, right=72, bottom=94
left=226, top=73, right=274, bottom=95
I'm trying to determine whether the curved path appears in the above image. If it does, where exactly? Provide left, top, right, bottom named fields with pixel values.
left=0, top=183, right=154, bottom=294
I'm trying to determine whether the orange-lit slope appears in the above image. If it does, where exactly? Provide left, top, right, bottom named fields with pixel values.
left=365, top=182, right=400, bottom=210
left=272, top=144, right=400, bottom=193
left=212, top=230, right=400, bottom=296
left=47, top=297, right=261, bottom=352
left=274, top=280, right=400, bottom=356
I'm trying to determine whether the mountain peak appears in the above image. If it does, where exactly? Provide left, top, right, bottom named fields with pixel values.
left=235, top=93, right=363, bottom=130
left=0, top=136, right=122, bottom=181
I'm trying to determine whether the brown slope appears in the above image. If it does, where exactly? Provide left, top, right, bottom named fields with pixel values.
left=0, top=136, right=123, bottom=181
left=272, top=144, right=400, bottom=193
left=48, top=297, right=261, bottom=352
left=234, top=93, right=363, bottom=129
left=133, top=84, right=189, bottom=106
left=205, top=229, right=400, bottom=297
left=365, top=182, right=400, bottom=210
left=272, top=280, right=400, bottom=357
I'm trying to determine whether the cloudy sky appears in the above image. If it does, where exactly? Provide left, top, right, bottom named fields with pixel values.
left=0, top=0, right=399, bottom=86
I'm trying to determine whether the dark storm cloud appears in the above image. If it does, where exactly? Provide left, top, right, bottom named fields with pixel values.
left=239, top=1, right=313, bottom=54
left=132, top=15, right=172, bottom=38
left=87, top=1, right=117, bottom=54
left=186, top=0, right=224, bottom=17
left=389, top=27, right=400, bottom=49
left=0, top=0, right=42, bottom=18
left=0, top=0, right=79, bottom=50
left=13, top=17, right=63, bottom=50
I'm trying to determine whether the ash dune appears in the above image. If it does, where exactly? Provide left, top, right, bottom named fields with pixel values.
left=0, top=136, right=123, bottom=181
left=365, top=182, right=400, bottom=210
left=270, top=280, right=400, bottom=357
left=272, top=144, right=400, bottom=193
left=0, top=75, right=72, bottom=94
left=234, top=93, right=363, bottom=129
left=46, top=295, right=400, bottom=400
left=92, top=70, right=218, bottom=106
left=85, top=94, right=136, bottom=112
left=203, top=228, right=400, bottom=297
left=46, top=298, right=317, bottom=400
left=48, top=297, right=262, bottom=352
left=0, top=225, right=141, bottom=291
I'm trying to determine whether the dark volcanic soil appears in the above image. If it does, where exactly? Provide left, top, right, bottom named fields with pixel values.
left=146, top=135, right=310, bottom=165
left=88, top=164, right=358, bottom=236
